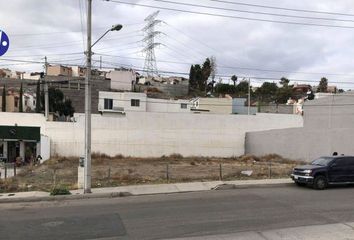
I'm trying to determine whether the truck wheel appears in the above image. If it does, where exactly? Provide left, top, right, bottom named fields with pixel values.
left=313, top=176, right=327, bottom=190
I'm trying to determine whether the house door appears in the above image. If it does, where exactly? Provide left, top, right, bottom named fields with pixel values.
left=7, top=141, right=19, bottom=163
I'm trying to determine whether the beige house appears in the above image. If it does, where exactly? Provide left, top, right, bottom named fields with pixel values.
left=0, top=88, right=36, bottom=112
left=47, top=65, right=73, bottom=77
left=0, top=68, right=12, bottom=78
left=192, top=96, right=233, bottom=114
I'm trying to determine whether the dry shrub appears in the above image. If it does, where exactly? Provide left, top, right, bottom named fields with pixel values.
left=0, top=179, right=20, bottom=193
left=238, top=154, right=260, bottom=163
left=169, top=153, right=183, bottom=159
left=147, top=87, right=162, bottom=93
left=92, top=152, right=112, bottom=159
left=114, top=154, right=124, bottom=159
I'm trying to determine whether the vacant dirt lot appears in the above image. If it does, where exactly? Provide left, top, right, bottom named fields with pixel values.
left=0, top=154, right=305, bottom=193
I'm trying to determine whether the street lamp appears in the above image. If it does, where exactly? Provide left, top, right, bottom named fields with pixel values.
left=84, top=0, right=123, bottom=194
left=91, top=24, right=123, bottom=48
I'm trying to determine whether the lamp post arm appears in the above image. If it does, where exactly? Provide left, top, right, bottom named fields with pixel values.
left=91, top=29, right=110, bottom=48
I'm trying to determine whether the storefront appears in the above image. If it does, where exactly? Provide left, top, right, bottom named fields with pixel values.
left=0, top=125, right=40, bottom=164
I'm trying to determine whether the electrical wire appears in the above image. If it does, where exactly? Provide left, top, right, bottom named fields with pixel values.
left=151, top=0, right=354, bottom=23
left=208, top=0, right=354, bottom=17
left=103, top=0, right=354, bottom=29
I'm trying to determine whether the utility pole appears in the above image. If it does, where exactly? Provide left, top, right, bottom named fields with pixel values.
left=44, top=56, right=49, bottom=120
left=248, top=78, right=251, bottom=115
left=84, top=0, right=92, bottom=194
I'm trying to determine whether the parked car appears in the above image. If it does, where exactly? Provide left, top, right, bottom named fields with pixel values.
left=291, top=156, right=354, bottom=190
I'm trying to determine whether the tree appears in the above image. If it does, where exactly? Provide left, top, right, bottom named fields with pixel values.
left=317, top=77, right=328, bottom=92
left=200, top=58, right=212, bottom=91
left=338, top=89, right=345, bottom=93
left=194, top=64, right=202, bottom=90
left=188, top=65, right=197, bottom=91
left=256, top=82, right=278, bottom=103
left=235, top=80, right=249, bottom=97
left=276, top=77, right=293, bottom=104
left=36, top=80, right=41, bottom=113
left=1, top=85, right=6, bottom=112
left=19, top=83, right=23, bottom=112
left=41, top=87, right=75, bottom=117
left=214, top=83, right=236, bottom=94
left=231, top=75, right=238, bottom=86
left=279, top=77, right=290, bottom=87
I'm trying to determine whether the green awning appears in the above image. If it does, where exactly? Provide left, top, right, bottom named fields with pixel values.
left=0, top=125, right=40, bottom=141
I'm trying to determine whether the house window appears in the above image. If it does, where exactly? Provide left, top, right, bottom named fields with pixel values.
left=131, top=99, right=140, bottom=107
left=180, top=103, right=187, bottom=109
left=104, top=98, right=113, bottom=110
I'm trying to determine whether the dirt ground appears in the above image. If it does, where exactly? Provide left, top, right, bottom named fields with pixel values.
left=0, top=154, right=305, bottom=193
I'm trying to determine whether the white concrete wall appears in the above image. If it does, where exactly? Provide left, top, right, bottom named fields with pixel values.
left=0, top=112, right=303, bottom=158
left=51, top=113, right=302, bottom=158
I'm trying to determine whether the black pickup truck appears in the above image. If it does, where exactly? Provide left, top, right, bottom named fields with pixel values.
left=291, top=156, right=354, bottom=190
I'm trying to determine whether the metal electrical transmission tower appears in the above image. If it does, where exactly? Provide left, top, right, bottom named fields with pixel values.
left=143, top=11, right=162, bottom=78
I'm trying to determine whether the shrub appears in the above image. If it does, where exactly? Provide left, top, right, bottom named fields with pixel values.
left=50, top=185, right=71, bottom=196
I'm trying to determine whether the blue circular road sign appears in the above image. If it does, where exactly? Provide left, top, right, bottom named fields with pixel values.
left=0, top=30, right=10, bottom=56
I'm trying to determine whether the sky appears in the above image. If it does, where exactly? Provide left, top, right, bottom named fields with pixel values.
left=1, top=0, right=354, bottom=89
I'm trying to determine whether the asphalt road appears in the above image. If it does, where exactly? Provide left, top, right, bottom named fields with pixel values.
left=1, top=185, right=354, bottom=240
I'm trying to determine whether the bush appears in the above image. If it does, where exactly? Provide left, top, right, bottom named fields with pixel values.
left=50, top=185, right=71, bottom=196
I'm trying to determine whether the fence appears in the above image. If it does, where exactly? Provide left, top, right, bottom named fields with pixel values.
left=0, top=163, right=17, bottom=179
left=11, top=160, right=297, bottom=191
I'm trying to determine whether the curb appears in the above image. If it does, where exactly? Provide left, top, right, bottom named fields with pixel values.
left=0, top=180, right=293, bottom=204
left=0, top=191, right=132, bottom=204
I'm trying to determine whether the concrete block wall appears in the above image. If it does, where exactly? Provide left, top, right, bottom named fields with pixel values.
left=245, top=94, right=354, bottom=161
left=0, top=112, right=303, bottom=158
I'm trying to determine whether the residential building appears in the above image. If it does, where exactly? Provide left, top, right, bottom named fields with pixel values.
left=192, top=96, right=233, bottom=114
left=146, top=98, right=191, bottom=113
left=0, top=88, right=36, bottom=112
left=47, top=65, right=73, bottom=77
left=0, top=68, right=12, bottom=78
left=98, top=91, right=192, bottom=114
left=293, top=84, right=312, bottom=99
left=106, top=68, right=136, bottom=91
left=71, top=66, right=86, bottom=77
left=312, top=85, right=337, bottom=93
left=99, top=92, right=147, bottom=113
left=23, top=72, right=42, bottom=80
left=0, top=125, right=41, bottom=163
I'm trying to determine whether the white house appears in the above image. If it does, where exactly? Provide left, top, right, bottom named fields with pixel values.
left=106, top=68, right=136, bottom=91
left=99, top=92, right=147, bottom=113
left=23, top=72, right=41, bottom=80
left=146, top=98, right=191, bottom=113
left=98, top=91, right=192, bottom=114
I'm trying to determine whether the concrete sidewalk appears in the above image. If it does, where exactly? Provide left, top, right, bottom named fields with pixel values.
left=165, top=222, right=354, bottom=240
left=0, top=178, right=292, bottom=203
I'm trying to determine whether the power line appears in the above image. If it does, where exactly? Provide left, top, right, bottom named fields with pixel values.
left=103, top=0, right=354, bottom=29
left=151, top=0, right=354, bottom=23
left=208, top=0, right=354, bottom=17
left=3, top=57, right=354, bottom=87
left=96, top=52, right=354, bottom=78
left=98, top=60, right=354, bottom=85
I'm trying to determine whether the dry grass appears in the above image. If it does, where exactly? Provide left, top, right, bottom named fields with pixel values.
left=0, top=154, right=304, bottom=193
